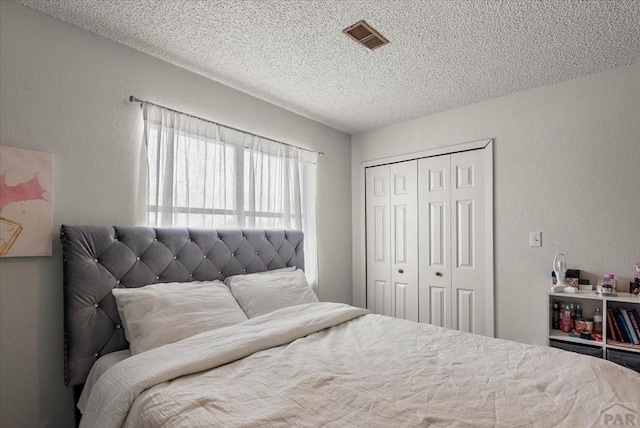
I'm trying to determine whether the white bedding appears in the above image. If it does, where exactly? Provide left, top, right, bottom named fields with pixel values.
left=77, top=350, right=131, bottom=414
left=81, top=302, right=640, bottom=428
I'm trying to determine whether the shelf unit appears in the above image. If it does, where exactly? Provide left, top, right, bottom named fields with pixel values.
left=548, top=290, right=640, bottom=371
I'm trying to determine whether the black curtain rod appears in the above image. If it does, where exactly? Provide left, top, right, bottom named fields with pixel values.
left=128, top=96, right=324, bottom=157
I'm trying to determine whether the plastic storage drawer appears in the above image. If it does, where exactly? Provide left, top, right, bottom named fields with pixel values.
left=606, top=349, right=640, bottom=373
left=549, top=340, right=602, bottom=358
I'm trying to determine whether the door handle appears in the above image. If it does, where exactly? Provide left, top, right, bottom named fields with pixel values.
left=435, top=271, right=443, bottom=277
left=398, top=269, right=404, bottom=274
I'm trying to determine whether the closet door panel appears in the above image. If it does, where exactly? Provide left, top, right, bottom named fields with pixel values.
left=429, top=286, right=447, bottom=327
left=366, top=165, right=392, bottom=316
left=451, top=150, right=487, bottom=335
left=456, top=289, right=474, bottom=333
left=418, top=156, right=452, bottom=328
left=390, top=161, right=418, bottom=322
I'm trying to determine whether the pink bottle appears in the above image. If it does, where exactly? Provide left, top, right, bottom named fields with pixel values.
left=562, top=304, right=572, bottom=333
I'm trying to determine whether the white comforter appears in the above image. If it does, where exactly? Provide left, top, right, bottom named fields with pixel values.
left=81, top=302, right=640, bottom=428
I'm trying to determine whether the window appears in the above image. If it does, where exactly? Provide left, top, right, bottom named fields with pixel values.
left=140, top=102, right=318, bottom=287
left=146, top=126, right=238, bottom=228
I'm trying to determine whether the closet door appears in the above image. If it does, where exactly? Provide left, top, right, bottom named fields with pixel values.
left=365, top=164, right=392, bottom=316
left=451, top=149, right=487, bottom=335
left=367, top=145, right=492, bottom=335
left=389, top=161, right=418, bottom=322
left=366, top=161, right=418, bottom=321
left=418, top=156, right=452, bottom=328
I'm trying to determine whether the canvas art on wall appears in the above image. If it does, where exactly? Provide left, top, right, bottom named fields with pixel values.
left=0, top=146, right=53, bottom=257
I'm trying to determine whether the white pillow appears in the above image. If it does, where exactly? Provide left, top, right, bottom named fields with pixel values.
left=112, top=281, right=247, bottom=355
left=225, top=269, right=318, bottom=318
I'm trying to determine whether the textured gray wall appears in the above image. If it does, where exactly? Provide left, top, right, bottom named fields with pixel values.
left=0, top=3, right=352, bottom=427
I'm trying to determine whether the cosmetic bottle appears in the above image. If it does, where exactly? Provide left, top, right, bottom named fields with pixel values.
left=562, top=304, right=572, bottom=333
left=593, top=306, right=603, bottom=335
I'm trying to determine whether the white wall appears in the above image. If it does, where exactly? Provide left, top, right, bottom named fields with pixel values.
left=352, top=62, right=640, bottom=345
left=0, top=2, right=352, bottom=427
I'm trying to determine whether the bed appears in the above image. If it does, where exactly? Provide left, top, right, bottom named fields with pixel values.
left=61, top=225, right=640, bottom=428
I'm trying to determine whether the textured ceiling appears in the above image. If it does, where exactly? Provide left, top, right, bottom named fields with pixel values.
left=16, top=0, right=640, bottom=134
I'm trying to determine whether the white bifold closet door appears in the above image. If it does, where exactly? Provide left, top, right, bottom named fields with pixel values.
left=417, top=154, right=452, bottom=329
left=418, top=149, right=488, bottom=335
left=366, top=148, right=491, bottom=336
left=365, top=161, right=418, bottom=322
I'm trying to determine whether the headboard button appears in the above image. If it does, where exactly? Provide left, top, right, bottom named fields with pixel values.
left=116, top=324, right=121, bottom=329
left=93, top=303, right=99, bottom=308
left=243, top=236, right=247, bottom=240
left=231, top=252, right=235, bottom=256
left=173, top=256, right=177, bottom=260
left=93, top=258, right=98, bottom=263
left=94, top=353, right=99, bottom=358
left=203, top=255, right=207, bottom=259
left=136, top=257, right=140, bottom=261
left=116, top=280, right=120, bottom=284
left=155, top=276, right=160, bottom=280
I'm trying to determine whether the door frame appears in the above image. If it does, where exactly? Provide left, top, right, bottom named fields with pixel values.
left=358, top=138, right=494, bottom=336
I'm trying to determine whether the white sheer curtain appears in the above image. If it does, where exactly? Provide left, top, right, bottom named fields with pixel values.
left=138, top=102, right=319, bottom=291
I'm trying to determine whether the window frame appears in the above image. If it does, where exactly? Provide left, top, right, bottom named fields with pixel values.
left=146, top=124, right=294, bottom=226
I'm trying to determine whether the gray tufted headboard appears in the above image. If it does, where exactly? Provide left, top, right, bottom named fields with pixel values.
left=60, top=225, right=304, bottom=387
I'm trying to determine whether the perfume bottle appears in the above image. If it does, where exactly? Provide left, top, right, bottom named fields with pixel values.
left=562, top=304, right=572, bottom=333
left=593, top=306, right=603, bottom=335
left=602, top=274, right=616, bottom=296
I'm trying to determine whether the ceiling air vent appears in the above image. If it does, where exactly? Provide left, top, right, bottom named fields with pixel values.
left=343, top=20, right=389, bottom=50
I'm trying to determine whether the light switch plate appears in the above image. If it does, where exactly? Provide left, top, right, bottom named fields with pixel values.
left=529, top=231, right=542, bottom=247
